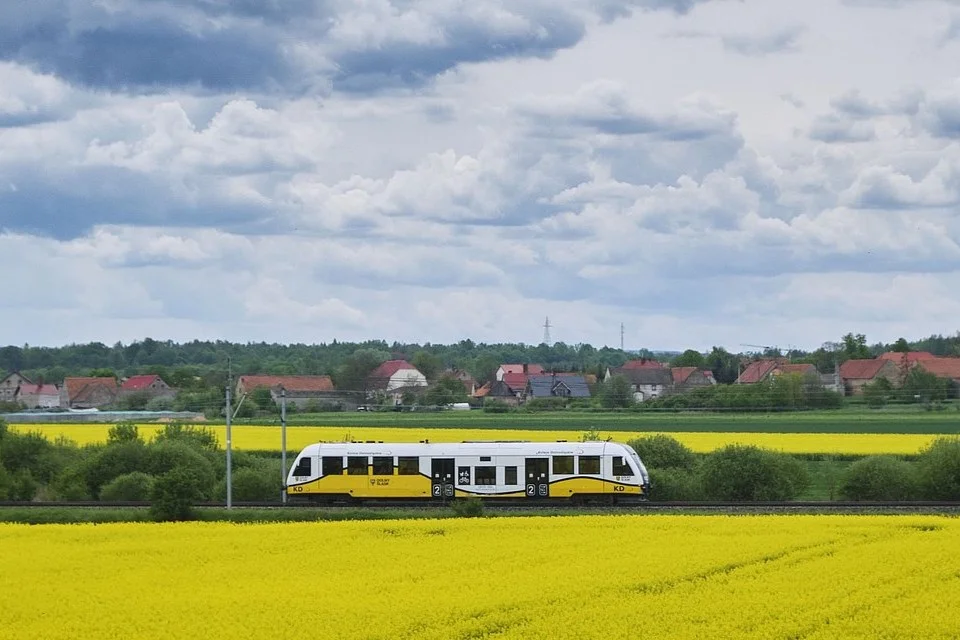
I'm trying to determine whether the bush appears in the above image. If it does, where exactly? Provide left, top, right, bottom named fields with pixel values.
left=152, top=423, right=219, bottom=451
left=100, top=472, right=156, bottom=502
left=628, top=435, right=697, bottom=470
left=150, top=467, right=205, bottom=521
left=838, top=456, right=919, bottom=501
left=107, top=422, right=142, bottom=446
left=452, top=496, right=485, bottom=517
left=146, top=397, right=174, bottom=411
left=482, top=400, right=510, bottom=414
left=83, top=441, right=150, bottom=498
left=144, top=441, right=216, bottom=500
left=214, top=467, right=279, bottom=502
left=49, top=464, right=92, bottom=501
left=646, top=468, right=705, bottom=501
left=916, top=437, right=960, bottom=499
left=7, top=469, right=38, bottom=501
left=700, top=445, right=809, bottom=501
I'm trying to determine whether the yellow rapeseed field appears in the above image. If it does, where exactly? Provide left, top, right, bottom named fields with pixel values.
left=1, top=515, right=958, bottom=639
left=9, top=422, right=946, bottom=454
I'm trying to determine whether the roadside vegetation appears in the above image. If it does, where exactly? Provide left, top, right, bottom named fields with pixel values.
left=2, top=418, right=959, bottom=523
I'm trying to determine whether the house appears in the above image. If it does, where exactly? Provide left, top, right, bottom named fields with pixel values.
left=0, top=372, right=32, bottom=403
left=916, top=358, right=960, bottom=390
left=526, top=374, right=591, bottom=399
left=671, top=367, right=716, bottom=391
left=838, top=359, right=900, bottom=395
left=120, top=374, right=175, bottom=399
left=61, top=377, right=119, bottom=409
left=444, top=369, right=478, bottom=395
left=478, top=380, right=522, bottom=407
left=614, top=367, right=674, bottom=402
left=736, top=360, right=819, bottom=384
left=366, top=360, right=428, bottom=392
left=603, top=359, right=665, bottom=382
left=878, top=351, right=936, bottom=364
left=495, top=364, right=544, bottom=381
left=15, top=383, right=60, bottom=409
left=235, top=375, right=338, bottom=409
left=501, top=372, right=529, bottom=397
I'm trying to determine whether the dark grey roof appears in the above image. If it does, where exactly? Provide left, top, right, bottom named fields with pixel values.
left=613, top=368, right=674, bottom=386
left=526, top=375, right=591, bottom=398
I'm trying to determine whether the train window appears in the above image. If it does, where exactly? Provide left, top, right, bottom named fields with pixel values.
left=505, top=466, right=518, bottom=485
left=553, top=456, right=574, bottom=475
left=372, top=457, right=393, bottom=476
left=480, top=456, right=492, bottom=462
left=347, top=456, right=368, bottom=475
left=475, top=466, right=496, bottom=485
left=612, top=456, right=633, bottom=477
left=398, top=457, right=419, bottom=475
left=292, top=457, right=311, bottom=476
left=458, top=466, right=471, bottom=485
left=578, top=456, right=601, bottom=475
left=322, top=457, right=343, bottom=476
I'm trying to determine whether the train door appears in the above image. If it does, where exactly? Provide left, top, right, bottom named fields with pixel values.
left=524, top=458, right=549, bottom=498
left=431, top=458, right=455, bottom=500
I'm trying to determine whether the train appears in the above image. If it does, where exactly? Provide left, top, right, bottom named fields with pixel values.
left=285, top=439, right=651, bottom=504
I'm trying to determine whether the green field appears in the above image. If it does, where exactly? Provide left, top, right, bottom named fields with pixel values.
left=232, top=407, right=960, bottom=434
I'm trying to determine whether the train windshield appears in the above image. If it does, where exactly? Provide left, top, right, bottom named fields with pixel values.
left=624, top=446, right=650, bottom=486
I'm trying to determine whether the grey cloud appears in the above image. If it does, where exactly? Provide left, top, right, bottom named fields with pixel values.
left=919, top=96, right=960, bottom=138
left=0, top=0, right=700, bottom=95
left=809, top=115, right=876, bottom=143
left=721, top=26, right=805, bottom=56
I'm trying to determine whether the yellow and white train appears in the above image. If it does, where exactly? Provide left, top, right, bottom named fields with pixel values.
left=285, top=440, right=650, bottom=504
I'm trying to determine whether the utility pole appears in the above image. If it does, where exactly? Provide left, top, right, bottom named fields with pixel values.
left=620, top=323, right=625, bottom=351
left=280, top=386, right=287, bottom=505
left=225, top=357, right=233, bottom=509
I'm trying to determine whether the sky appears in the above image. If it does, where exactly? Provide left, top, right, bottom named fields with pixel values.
left=1, top=0, right=959, bottom=352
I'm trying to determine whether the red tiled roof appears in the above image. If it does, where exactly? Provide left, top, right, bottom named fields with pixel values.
left=777, top=363, right=817, bottom=376
left=121, top=374, right=164, bottom=390
left=917, top=358, right=960, bottom=380
left=64, top=376, right=118, bottom=399
left=621, top=359, right=664, bottom=370
left=238, top=375, right=334, bottom=393
left=499, top=364, right=544, bottom=375
left=839, top=359, right=887, bottom=380
left=473, top=382, right=492, bottom=398
left=671, top=367, right=697, bottom=384
left=878, top=351, right=935, bottom=363
left=17, top=383, right=58, bottom=396
left=502, top=372, right=528, bottom=391
left=736, top=360, right=780, bottom=384
left=369, top=360, right=418, bottom=379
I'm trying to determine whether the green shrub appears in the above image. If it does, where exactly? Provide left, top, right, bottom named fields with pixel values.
left=83, top=441, right=150, bottom=498
left=8, top=469, right=38, bottom=501
left=700, top=445, right=809, bottom=501
left=482, top=400, right=510, bottom=413
left=107, top=422, right=142, bottom=446
left=49, top=464, right=93, bottom=501
left=916, top=437, right=960, bottom=500
left=838, top=456, right=919, bottom=501
left=452, top=496, right=484, bottom=517
left=646, top=468, right=705, bottom=501
left=150, top=467, right=205, bottom=521
left=214, top=467, right=279, bottom=502
left=627, top=435, right=697, bottom=470
left=152, top=423, right=219, bottom=451
left=100, top=472, right=155, bottom=502
left=144, top=441, right=216, bottom=500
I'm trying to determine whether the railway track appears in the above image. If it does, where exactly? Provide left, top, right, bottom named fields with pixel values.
left=3, top=500, right=960, bottom=510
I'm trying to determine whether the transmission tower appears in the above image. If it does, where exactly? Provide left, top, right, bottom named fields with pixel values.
left=620, top=323, right=625, bottom=351
left=543, top=316, right=552, bottom=345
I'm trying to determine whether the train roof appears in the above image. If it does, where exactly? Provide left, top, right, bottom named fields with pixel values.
left=293, top=440, right=633, bottom=457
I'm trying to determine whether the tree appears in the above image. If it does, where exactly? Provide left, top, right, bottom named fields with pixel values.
left=841, top=333, right=870, bottom=360
left=700, top=445, right=809, bottom=501
left=705, top=347, right=740, bottom=384
left=422, top=376, right=469, bottom=407
left=901, top=367, right=949, bottom=403
left=672, top=349, right=705, bottom=368
left=332, top=349, right=389, bottom=392
left=411, top=351, right=443, bottom=382
left=893, top=337, right=910, bottom=353
left=250, top=387, right=277, bottom=412
left=600, top=375, right=634, bottom=408
left=838, top=456, right=918, bottom=501
left=150, top=467, right=205, bottom=521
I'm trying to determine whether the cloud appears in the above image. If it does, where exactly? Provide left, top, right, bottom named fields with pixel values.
left=721, top=26, right=805, bottom=56
left=0, top=0, right=711, bottom=95
left=809, top=114, right=876, bottom=142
